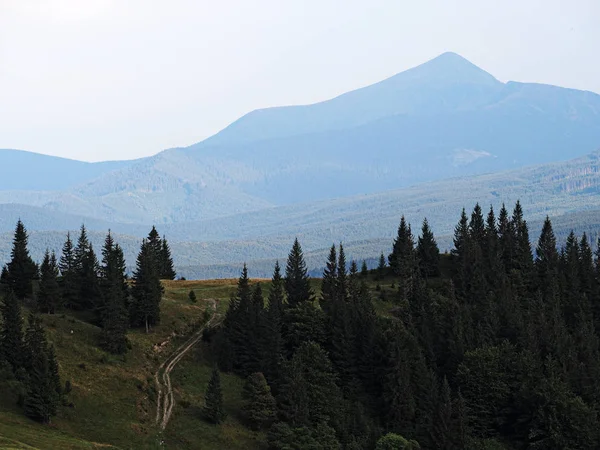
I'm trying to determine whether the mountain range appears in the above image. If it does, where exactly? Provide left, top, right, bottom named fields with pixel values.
left=1, top=52, right=600, bottom=277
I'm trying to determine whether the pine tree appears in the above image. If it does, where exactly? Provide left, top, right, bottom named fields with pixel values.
left=451, top=209, right=470, bottom=298
left=498, top=203, right=515, bottom=274
left=389, top=217, right=416, bottom=300
left=361, top=260, right=369, bottom=277
left=100, top=232, right=129, bottom=354
left=0, top=290, right=24, bottom=371
left=218, top=265, right=253, bottom=373
left=203, top=366, right=226, bottom=424
left=23, top=315, right=60, bottom=424
left=37, top=250, right=61, bottom=314
left=265, top=261, right=285, bottom=384
left=484, top=205, right=502, bottom=287
left=417, top=218, right=440, bottom=278
left=147, top=226, right=162, bottom=263
left=130, top=240, right=163, bottom=332
left=6, top=220, right=37, bottom=300
left=160, top=237, right=176, bottom=280
left=242, top=372, right=276, bottom=430
left=71, top=225, right=101, bottom=311
left=512, top=201, right=534, bottom=285
left=59, top=232, right=78, bottom=309
left=321, top=245, right=338, bottom=308
left=284, top=238, right=313, bottom=307
left=535, top=217, right=559, bottom=295
left=469, top=204, right=486, bottom=248
left=377, top=252, right=386, bottom=280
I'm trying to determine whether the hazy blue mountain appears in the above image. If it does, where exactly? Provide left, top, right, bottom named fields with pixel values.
left=0, top=149, right=135, bottom=191
left=199, top=52, right=504, bottom=147
left=1, top=52, right=600, bottom=226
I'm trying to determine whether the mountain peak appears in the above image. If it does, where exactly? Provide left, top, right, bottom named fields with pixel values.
left=390, top=51, right=500, bottom=87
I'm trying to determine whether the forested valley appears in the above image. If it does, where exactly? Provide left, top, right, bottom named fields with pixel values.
left=2, top=201, right=600, bottom=449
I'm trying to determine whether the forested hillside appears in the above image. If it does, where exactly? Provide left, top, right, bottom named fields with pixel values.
left=2, top=200, right=600, bottom=448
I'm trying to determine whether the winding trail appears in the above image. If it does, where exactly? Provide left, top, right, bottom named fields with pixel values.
left=155, top=299, right=217, bottom=430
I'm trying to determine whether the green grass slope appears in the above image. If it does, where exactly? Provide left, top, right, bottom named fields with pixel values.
left=0, top=280, right=265, bottom=450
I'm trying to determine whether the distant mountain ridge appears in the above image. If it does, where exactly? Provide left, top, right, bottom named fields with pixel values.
left=1, top=52, right=600, bottom=265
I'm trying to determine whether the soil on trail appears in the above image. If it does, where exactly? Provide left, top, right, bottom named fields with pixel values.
left=154, top=299, right=217, bottom=430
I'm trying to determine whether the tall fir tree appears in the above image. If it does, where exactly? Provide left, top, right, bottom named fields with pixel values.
left=204, top=366, right=226, bottom=424
left=71, top=225, right=102, bottom=311
left=284, top=238, right=313, bottom=307
left=417, top=218, right=440, bottom=278
left=99, top=232, right=129, bottom=354
left=535, top=217, right=559, bottom=295
left=451, top=209, right=470, bottom=298
left=6, top=220, right=37, bottom=300
left=147, top=226, right=162, bottom=262
left=37, top=250, right=61, bottom=314
left=321, top=245, right=338, bottom=309
left=377, top=252, right=387, bottom=280
left=219, top=265, right=253, bottom=373
left=0, top=290, right=24, bottom=371
left=130, top=239, right=163, bottom=332
left=265, top=261, right=285, bottom=384
left=58, top=232, right=78, bottom=309
left=160, top=237, right=176, bottom=280
left=389, top=216, right=417, bottom=300
left=361, top=260, right=369, bottom=277
left=23, top=314, right=60, bottom=424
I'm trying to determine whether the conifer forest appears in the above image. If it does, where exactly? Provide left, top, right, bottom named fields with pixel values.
left=2, top=201, right=600, bottom=448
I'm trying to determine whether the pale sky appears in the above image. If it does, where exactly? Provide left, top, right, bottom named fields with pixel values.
left=1, top=0, right=598, bottom=162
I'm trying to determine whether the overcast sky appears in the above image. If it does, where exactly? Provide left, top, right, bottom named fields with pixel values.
left=1, top=0, right=598, bottom=162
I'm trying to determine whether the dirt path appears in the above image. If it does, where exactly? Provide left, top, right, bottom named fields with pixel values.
left=155, top=299, right=217, bottom=431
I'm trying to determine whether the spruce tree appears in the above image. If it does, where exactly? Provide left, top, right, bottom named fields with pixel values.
left=469, top=204, right=486, bottom=248
left=284, top=238, right=313, bottom=307
left=337, top=244, right=348, bottom=302
left=321, top=245, right=338, bottom=308
left=147, top=226, right=162, bottom=262
left=99, top=232, right=129, bottom=354
left=535, top=217, right=559, bottom=294
left=72, top=225, right=101, bottom=311
left=417, top=218, right=440, bottom=278
left=389, top=216, right=416, bottom=276
left=37, top=250, right=61, bottom=314
left=361, top=260, right=369, bottom=277
left=130, top=240, right=163, bottom=332
left=0, top=290, right=24, bottom=371
left=6, top=220, right=37, bottom=300
left=23, top=315, right=60, bottom=424
left=242, top=372, right=276, bottom=430
left=59, top=232, right=78, bottom=309
left=498, top=203, right=515, bottom=273
left=451, top=209, right=470, bottom=298
left=203, top=366, right=226, bottom=424
left=265, top=261, right=285, bottom=384
left=218, top=265, right=252, bottom=373
left=377, top=252, right=386, bottom=280
left=511, top=201, right=534, bottom=285
left=160, top=237, right=176, bottom=280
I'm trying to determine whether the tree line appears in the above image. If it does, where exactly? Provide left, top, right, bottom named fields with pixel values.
left=0, top=220, right=176, bottom=423
left=206, top=201, right=600, bottom=449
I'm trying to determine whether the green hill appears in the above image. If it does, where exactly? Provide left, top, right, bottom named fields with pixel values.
left=0, top=280, right=271, bottom=450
